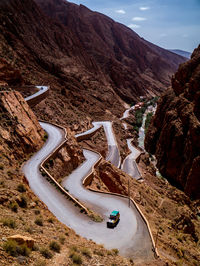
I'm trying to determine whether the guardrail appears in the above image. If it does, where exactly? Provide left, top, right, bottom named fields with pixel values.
left=22, top=85, right=158, bottom=258
left=26, top=86, right=49, bottom=107
left=83, top=168, right=158, bottom=258
left=39, top=120, right=89, bottom=215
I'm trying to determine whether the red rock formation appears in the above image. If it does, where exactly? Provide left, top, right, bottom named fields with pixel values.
left=145, top=45, right=200, bottom=199
left=0, top=90, right=45, bottom=159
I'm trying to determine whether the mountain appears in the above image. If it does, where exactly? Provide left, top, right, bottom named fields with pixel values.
left=169, top=49, right=191, bottom=59
left=0, top=0, right=186, bottom=127
left=145, top=45, right=200, bottom=199
left=35, top=0, right=186, bottom=101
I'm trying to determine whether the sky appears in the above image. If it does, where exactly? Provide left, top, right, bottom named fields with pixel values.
left=68, top=0, right=200, bottom=52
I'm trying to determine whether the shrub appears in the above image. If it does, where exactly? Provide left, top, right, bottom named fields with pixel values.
left=10, top=202, right=18, bottom=213
left=43, top=133, right=48, bottom=142
left=3, top=240, right=17, bottom=256
left=17, top=183, right=26, bottom=193
left=49, top=241, right=60, bottom=253
left=112, top=248, right=119, bottom=255
left=47, top=217, right=54, bottom=223
left=35, top=217, right=43, bottom=226
left=34, top=209, right=40, bottom=215
left=2, top=218, right=16, bottom=228
left=70, top=246, right=78, bottom=252
left=40, top=247, right=53, bottom=259
left=0, top=164, right=4, bottom=170
left=3, top=240, right=31, bottom=257
left=18, top=195, right=28, bottom=208
left=70, top=252, right=82, bottom=264
left=81, top=247, right=91, bottom=258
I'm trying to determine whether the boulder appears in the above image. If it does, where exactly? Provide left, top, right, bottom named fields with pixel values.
left=8, top=234, right=35, bottom=249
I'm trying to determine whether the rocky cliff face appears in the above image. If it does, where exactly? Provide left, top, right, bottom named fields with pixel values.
left=0, top=0, right=186, bottom=127
left=0, top=90, right=45, bottom=160
left=145, top=45, right=200, bottom=199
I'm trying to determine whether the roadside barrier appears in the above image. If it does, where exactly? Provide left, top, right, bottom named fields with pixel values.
left=39, top=120, right=89, bottom=214
left=24, top=85, right=158, bottom=258
left=26, top=86, right=49, bottom=107
left=83, top=170, right=159, bottom=258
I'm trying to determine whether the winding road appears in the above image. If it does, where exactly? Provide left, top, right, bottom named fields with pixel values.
left=22, top=87, right=154, bottom=259
left=121, top=106, right=142, bottom=180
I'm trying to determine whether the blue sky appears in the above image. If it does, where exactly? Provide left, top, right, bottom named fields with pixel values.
left=68, top=0, right=200, bottom=52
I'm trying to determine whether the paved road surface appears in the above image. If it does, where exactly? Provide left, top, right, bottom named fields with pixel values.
left=23, top=122, right=154, bottom=259
left=92, top=122, right=121, bottom=168
left=25, top=86, right=48, bottom=101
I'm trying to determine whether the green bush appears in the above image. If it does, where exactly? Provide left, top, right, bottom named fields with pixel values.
left=70, top=252, right=82, bottom=264
left=10, top=202, right=18, bottom=213
left=3, top=240, right=31, bottom=257
left=49, top=241, right=60, bottom=253
left=17, top=183, right=26, bottom=193
left=40, top=247, right=53, bottom=259
left=2, top=218, right=17, bottom=229
left=47, top=217, right=54, bottom=223
left=18, top=195, right=28, bottom=208
left=81, top=247, right=91, bottom=258
left=43, top=133, right=48, bottom=142
left=34, top=217, right=43, bottom=226
left=34, top=209, right=41, bottom=215
left=112, top=248, right=119, bottom=255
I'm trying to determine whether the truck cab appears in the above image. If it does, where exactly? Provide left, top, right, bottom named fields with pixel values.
left=107, top=210, right=120, bottom=228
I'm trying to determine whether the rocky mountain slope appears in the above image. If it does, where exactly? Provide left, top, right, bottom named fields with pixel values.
left=145, top=45, right=200, bottom=199
left=35, top=0, right=185, bottom=102
left=169, top=49, right=191, bottom=59
left=0, top=0, right=186, bottom=128
left=0, top=76, right=130, bottom=266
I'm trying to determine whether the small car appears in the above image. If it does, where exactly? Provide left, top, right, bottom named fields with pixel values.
left=107, top=210, right=120, bottom=228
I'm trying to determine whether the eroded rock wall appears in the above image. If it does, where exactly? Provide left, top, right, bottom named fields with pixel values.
left=0, top=90, right=45, bottom=160
left=145, top=45, right=200, bottom=199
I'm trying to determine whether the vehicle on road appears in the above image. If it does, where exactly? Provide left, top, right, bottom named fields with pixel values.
left=107, top=210, right=120, bottom=228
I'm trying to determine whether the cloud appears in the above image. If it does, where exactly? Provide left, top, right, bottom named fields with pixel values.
left=115, top=9, right=126, bottom=14
left=139, top=6, right=150, bottom=11
left=132, top=17, right=147, bottom=21
left=128, top=24, right=141, bottom=29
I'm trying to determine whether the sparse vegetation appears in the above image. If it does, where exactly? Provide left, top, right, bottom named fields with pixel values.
left=2, top=218, right=17, bottom=228
left=9, top=201, right=18, bottom=212
left=112, top=248, right=119, bottom=255
left=18, top=195, right=28, bottom=208
left=69, top=252, right=82, bottom=264
left=43, top=133, right=48, bottom=142
left=34, top=217, right=43, bottom=226
left=47, top=217, right=54, bottom=223
left=17, top=183, right=26, bottom=192
left=3, top=239, right=31, bottom=257
left=34, top=209, right=41, bottom=215
left=40, top=247, right=53, bottom=259
left=49, top=241, right=61, bottom=253
left=80, top=247, right=91, bottom=258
